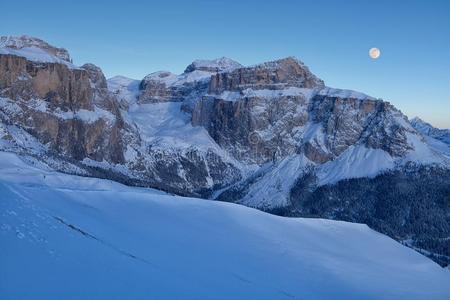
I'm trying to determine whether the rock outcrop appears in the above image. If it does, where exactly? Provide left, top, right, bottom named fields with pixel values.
left=0, top=35, right=72, bottom=62
left=0, top=36, right=124, bottom=165
left=138, top=57, right=242, bottom=106
left=208, top=57, right=324, bottom=93
left=0, top=54, right=93, bottom=110
left=184, top=57, right=242, bottom=73
left=82, top=63, right=107, bottom=90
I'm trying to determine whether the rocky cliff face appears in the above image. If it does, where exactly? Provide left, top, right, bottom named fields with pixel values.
left=0, top=36, right=124, bottom=165
left=0, top=54, right=93, bottom=110
left=208, top=57, right=324, bottom=93
left=138, top=57, right=242, bottom=107
left=193, top=59, right=413, bottom=165
left=308, top=90, right=413, bottom=159
left=1, top=35, right=449, bottom=265
left=0, top=37, right=245, bottom=196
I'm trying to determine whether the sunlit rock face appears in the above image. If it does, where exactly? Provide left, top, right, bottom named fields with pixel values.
left=0, top=36, right=125, bottom=164
left=208, top=57, right=324, bottom=93
left=0, top=54, right=93, bottom=110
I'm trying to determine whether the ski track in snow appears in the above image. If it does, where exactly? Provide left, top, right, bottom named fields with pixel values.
left=1, top=151, right=450, bottom=300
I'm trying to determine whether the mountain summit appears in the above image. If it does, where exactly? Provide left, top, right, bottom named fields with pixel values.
left=184, top=57, right=242, bottom=73
left=0, top=35, right=72, bottom=63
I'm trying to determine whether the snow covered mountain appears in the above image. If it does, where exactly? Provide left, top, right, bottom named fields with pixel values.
left=1, top=151, right=450, bottom=300
left=1, top=35, right=450, bottom=266
left=0, top=35, right=73, bottom=65
left=411, top=117, right=450, bottom=146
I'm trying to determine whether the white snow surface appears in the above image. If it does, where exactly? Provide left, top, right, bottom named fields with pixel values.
left=186, top=57, right=242, bottom=72
left=318, top=87, right=377, bottom=100
left=314, top=133, right=450, bottom=186
left=0, top=96, right=114, bottom=125
left=403, top=132, right=449, bottom=166
left=239, top=155, right=313, bottom=209
left=410, top=117, right=450, bottom=145
left=422, top=135, right=450, bottom=158
left=0, top=46, right=76, bottom=68
left=125, top=102, right=220, bottom=150
left=317, top=145, right=395, bottom=185
left=1, top=150, right=450, bottom=300
left=142, top=70, right=213, bottom=87
left=141, top=58, right=241, bottom=89
left=55, top=106, right=115, bottom=124
left=214, top=87, right=318, bottom=102
left=122, top=101, right=250, bottom=172
left=107, top=75, right=140, bottom=105
left=212, top=86, right=375, bottom=103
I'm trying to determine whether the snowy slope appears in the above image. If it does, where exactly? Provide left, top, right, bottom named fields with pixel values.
left=1, top=151, right=450, bottom=300
left=238, top=155, right=313, bottom=209
left=125, top=102, right=220, bottom=150
left=0, top=46, right=75, bottom=68
left=316, top=145, right=395, bottom=186
left=411, top=117, right=450, bottom=146
left=107, top=75, right=140, bottom=106
left=0, top=35, right=75, bottom=68
left=185, top=57, right=242, bottom=72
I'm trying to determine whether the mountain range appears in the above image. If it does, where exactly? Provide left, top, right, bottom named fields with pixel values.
left=1, top=35, right=449, bottom=267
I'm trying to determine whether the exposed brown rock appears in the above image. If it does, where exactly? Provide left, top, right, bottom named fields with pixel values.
left=82, top=63, right=107, bottom=90
left=209, top=57, right=324, bottom=94
left=0, top=54, right=93, bottom=110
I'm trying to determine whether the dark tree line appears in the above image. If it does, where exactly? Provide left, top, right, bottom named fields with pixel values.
left=287, top=166, right=450, bottom=267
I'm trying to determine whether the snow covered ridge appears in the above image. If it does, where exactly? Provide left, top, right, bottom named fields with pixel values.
left=107, top=75, right=140, bottom=106
left=411, top=117, right=450, bottom=146
left=1, top=150, right=450, bottom=300
left=317, top=86, right=377, bottom=100
left=0, top=97, right=115, bottom=124
left=212, top=86, right=378, bottom=102
left=140, top=58, right=241, bottom=89
left=142, top=69, right=214, bottom=87
left=0, top=35, right=75, bottom=67
left=184, top=57, right=242, bottom=73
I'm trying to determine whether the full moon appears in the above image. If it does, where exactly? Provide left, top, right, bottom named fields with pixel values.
left=369, top=47, right=381, bottom=59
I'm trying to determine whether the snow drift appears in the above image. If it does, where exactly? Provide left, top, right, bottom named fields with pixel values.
left=0, top=151, right=449, bottom=300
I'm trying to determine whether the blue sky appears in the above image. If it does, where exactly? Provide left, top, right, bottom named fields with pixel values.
left=1, top=0, right=449, bottom=128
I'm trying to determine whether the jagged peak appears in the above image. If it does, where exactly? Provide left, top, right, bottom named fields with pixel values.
left=0, top=35, right=71, bottom=62
left=81, top=63, right=107, bottom=89
left=410, top=116, right=427, bottom=125
left=248, top=56, right=304, bottom=69
left=410, top=117, right=450, bottom=133
left=184, top=57, right=242, bottom=73
left=317, top=87, right=377, bottom=101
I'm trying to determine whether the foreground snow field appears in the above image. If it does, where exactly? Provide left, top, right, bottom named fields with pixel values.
left=0, top=151, right=449, bottom=300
